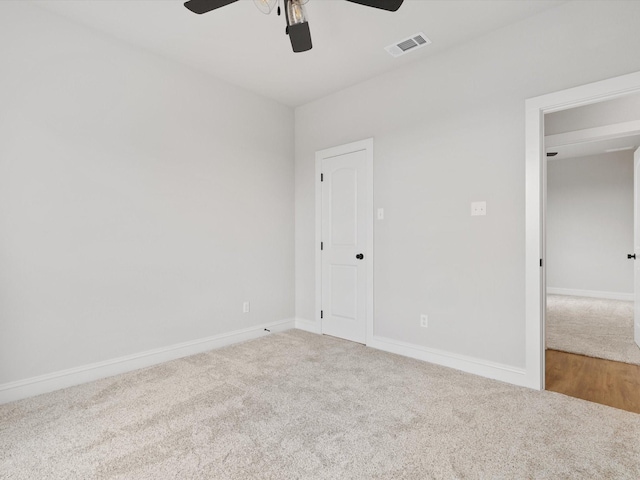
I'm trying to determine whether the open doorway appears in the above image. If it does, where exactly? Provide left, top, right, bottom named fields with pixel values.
left=524, top=70, right=640, bottom=407
left=540, top=89, right=640, bottom=412
left=544, top=94, right=640, bottom=366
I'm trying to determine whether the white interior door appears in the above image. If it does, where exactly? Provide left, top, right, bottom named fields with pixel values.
left=320, top=148, right=367, bottom=343
left=635, top=147, right=640, bottom=349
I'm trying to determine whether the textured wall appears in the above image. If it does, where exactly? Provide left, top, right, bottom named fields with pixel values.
left=547, top=152, right=634, bottom=295
left=0, top=3, right=295, bottom=383
left=295, top=1, right=640, bottom=368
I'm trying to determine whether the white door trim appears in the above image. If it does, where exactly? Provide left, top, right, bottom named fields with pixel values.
left=315, top=138, right=374, bottom=344
left=635, top=147, right=640, bottom=350
left=525, top=70, right=640, bottom=390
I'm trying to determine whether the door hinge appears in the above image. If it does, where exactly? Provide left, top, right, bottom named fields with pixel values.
left=321, top=173, right=324, bottom=182
left=540, top=258, right=543, bottom=267
left=321, top=241, right=323, bottom=250
left=320, top=310, right=323, bottom=319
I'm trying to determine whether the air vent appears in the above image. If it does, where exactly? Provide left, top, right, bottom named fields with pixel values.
left=385, top=32, right=431, bottom=58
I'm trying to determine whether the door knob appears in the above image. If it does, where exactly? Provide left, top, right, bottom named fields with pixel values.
left=356, top=253, right=364, bottom=260
left=628, top=254, right=636, bottom=259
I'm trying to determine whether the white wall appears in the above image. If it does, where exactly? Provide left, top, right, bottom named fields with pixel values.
left=547, top=152, right=634, bottom=296
left=294, top=1, right=640, bottom=369
left=0, top=3, right=294, bottom=385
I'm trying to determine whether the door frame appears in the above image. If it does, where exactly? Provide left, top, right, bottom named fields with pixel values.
left=635, top=148, right=640, bottom=350
left=315, top=138, right=374, bottom=344
left=525, top=71, right=640, bottom=390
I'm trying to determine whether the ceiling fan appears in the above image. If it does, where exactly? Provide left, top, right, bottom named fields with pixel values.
left=183, top=0, right=404, bottom=53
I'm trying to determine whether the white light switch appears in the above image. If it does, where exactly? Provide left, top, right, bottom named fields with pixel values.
left=377, top=208, right=384, bottom=220
left=242, top=301, right=250, bottom=313
left=471, top=201, right=487, bottom=216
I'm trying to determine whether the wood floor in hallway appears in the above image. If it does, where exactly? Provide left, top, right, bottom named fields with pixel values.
left=546, top=349, right=640, bottom=414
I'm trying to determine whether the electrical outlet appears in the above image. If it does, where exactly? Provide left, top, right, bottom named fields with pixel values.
left=471, top=201, right=487, bottom=216
left=242, top=301, right=250, bottom=313
left=420, top=314, right=428, bottom=328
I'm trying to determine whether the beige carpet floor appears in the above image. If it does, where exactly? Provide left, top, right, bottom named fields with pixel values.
left=2, top=329, right=640, bottom=479
left=546, top=294, right=640, bottom=366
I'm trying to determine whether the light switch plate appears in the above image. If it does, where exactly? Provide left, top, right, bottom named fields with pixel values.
left=377, top=208, right=384, bottom=220
left=471, top=201, right=487, bottom=216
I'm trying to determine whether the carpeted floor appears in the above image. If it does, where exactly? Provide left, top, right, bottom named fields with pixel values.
left=546, top=294, right=640, bottom=366
left=2, top=329, right=640, bottom=479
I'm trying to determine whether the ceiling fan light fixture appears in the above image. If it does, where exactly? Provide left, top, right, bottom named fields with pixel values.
left=285, top=0, right=312, bottom=52
left=253, top=0, right=277, bottom=14
left=286, top=0, right=308, bottom=25
left=605, top=146, right=636, bottom=153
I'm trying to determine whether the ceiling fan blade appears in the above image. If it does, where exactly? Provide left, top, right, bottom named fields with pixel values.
left=184, top=0, right=239, bottom=14
left=288, top=22, right=313, bottom=53
left=344, top=0, right=404, bottom=12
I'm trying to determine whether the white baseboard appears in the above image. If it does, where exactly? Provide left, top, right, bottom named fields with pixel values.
left=295, top=318, right=321, bottom=334
left=0, top=318, right=295, bottom=405
left=294, top=326, right=530, bottom=388
left=547, top=287, right=634, bottom=302
left=368, top=335, right=529, bottom=388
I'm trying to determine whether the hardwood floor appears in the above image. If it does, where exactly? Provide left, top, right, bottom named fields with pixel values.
left=546, top=349, right=640, bottom=414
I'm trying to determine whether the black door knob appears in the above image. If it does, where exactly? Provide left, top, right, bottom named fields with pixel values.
left=356, top=253, right=364, bottom=260
left=628, top=254, right=636, bottom=259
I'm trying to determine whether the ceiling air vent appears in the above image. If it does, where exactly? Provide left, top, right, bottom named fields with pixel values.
left=385, top=32, right=431, bottom=58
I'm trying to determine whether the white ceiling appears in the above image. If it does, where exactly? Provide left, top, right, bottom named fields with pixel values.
left=547, top=135, right=640, bottom=161
left=545, top=90, right=640, bottom=161
left=34, top=0, right=566, bottom=107
left=546, top=91, right=640, bottom=135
